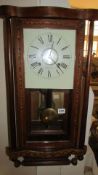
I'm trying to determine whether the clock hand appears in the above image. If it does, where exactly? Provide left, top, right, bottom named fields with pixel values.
left=56, top=63, right=63, bottom=73
left=49, top=57, right=63, bottom=73
left=49, top=41, right=54, bottom=57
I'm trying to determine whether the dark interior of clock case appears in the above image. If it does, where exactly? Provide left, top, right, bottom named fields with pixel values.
left=25, top=89, right=72, bottom=141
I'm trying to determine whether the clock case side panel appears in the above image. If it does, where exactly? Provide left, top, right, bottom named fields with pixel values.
left=79, top=21, right=94, bottom=147
left=73, top=20, right=94, bottom=148
left=9, top=18, right=27, bottom=148
left=3, top=18, right=17, bottom=149
left=70, top=20, right=86, bottom=148
left=4, top=17, right=27, bottom=151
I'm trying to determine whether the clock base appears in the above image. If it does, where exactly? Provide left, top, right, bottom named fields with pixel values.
left=6, top=146, right=87, bottom=167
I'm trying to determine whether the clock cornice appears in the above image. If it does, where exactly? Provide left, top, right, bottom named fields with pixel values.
left=0, top=5, right=98, bottom=20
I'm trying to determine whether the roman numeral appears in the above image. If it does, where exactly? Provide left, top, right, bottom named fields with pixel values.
left=61, top=63, right=67, bottom=69
left=30, top=45, right=39, bottom=49
left=57, top=37, right=62, bottom=45
left=56, top=69, right=60, bottom=75
left=63, top=55, right=70, bottom=59
left=31, top=62, right=41, bottom=69
left=38, top=68, right=43, bottom=75
left=38, top=36, right=44, bottom=44
left=48, top=70, right=51, bottom=78
left=61, top=45, right=69, bottom=51
left=48, top=34, right=53, bottom=42
left=28, top=54, right=36, bottom=59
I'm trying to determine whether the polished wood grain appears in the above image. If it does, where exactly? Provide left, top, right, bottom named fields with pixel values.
left=0, top=5, right=98, bottom=20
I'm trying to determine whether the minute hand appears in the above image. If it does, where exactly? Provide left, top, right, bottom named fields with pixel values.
left=50, top=57, right=63, bottom=73
left=49, top=42, right=54, bottom=56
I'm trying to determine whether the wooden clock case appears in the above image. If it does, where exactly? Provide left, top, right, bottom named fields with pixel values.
left=0, top=6, right=98, bottom=167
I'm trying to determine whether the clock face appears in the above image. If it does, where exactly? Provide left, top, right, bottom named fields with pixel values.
left=27, top=32, right=71, bottom=79
left=23, top=29, right=76, bottom=89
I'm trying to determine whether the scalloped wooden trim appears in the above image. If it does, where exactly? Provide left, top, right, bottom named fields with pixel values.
left=6, top=146, right=87, bottom=166
left=6, top=146, right=86, bottom=159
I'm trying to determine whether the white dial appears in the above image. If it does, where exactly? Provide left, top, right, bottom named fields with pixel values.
left=27, top=32, right=71, bottom=79
left=42, top=48, right=58, bottom=65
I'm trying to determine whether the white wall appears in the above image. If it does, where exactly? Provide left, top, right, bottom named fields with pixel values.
left=0, top=0, right=92, bottom=175
left=0, top=1, right=37, bottom=175
left=0, top=0, right=39, bottom=6
left=39, top=0, right=70, bottom=7
left=0, top=16, right=37, bottom=175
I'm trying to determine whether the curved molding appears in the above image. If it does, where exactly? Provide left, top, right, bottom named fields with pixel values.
left=6, top=146, right=87, bottom=166
left=0, top=5, right=98, bottom=19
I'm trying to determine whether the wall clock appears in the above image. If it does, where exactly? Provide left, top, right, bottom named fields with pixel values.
left=0, top=5, right=97, bottom=167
